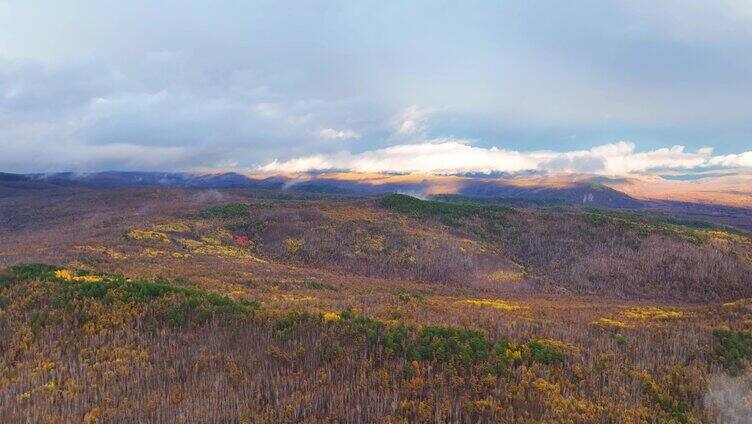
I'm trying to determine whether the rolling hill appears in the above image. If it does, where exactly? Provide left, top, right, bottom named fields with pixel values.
left=2, top=177, right=752, bottom=422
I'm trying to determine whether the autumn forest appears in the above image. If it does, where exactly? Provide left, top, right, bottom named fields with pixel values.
left=1, top=178, right=752, bottom=423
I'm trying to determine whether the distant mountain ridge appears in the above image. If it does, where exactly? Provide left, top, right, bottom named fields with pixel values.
left=12, top=171, right=642, bottom=208
left=1, top=171, right=750, bottom=232
left=24, top=171, right=286, bottom=189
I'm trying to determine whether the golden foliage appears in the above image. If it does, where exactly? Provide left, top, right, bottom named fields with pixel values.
left=139, top=248, right=191, bottom=258
left=152, top=221, right=192, bottom=233
left=54, top=269, right=103, bottom=283
left=201, top=235, right=222, bottom=246
left=460, top=298, right=526, bottom=311
left=723, top=298, right=752, bottom=312
left=176, top=238, right=265, bottom=262
left=284, top=238, right=306, bottom=254
left=361, top=234, right=386, bottom=253
left=486, top=269, right=525, bottom=283
left=592, top=317, right=633, bottom=329
left=83, top=407, right=102, bottom=424
left=622, top=307, right=684, bottom=320
left=322, top=311, right=341, bottom=322
left=53, top=269, right=74, bottom=280
left=126, top=229, right=172, bottom=244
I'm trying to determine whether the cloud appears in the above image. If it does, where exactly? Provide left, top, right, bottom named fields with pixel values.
left=1, top=139, right=190, bottom=172
left=0, top=56, right=384, bottom=172
left=710, top=152, right=752, bottom=168
left=318, top=128, right=360, bottom=141
left=1, top=1, right=752, bottom=173
left=259, top=139, right=752, bottom=176
left=393, top=106, right=433, bottom=137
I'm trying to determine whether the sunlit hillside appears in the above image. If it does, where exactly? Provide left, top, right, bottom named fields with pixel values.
left=2, top=182, right=752, bottom=422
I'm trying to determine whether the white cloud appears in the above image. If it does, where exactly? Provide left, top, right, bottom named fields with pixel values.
left=318, top=128, right=360, bottom=140
left=393, top=106, right=433, bottom=137
left=710, top=151, right=752, bottom=168
left=259, top=139, right=751, bottom=176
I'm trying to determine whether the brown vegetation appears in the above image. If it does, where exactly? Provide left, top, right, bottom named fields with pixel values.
left=2, top=186, right=752, bottom=422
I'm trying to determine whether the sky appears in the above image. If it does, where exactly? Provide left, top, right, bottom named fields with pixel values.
left=1, top=0, right=751, bottom=176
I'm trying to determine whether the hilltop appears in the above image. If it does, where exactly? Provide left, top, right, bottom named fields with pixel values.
left=2, top=183, right=750, bottom=301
